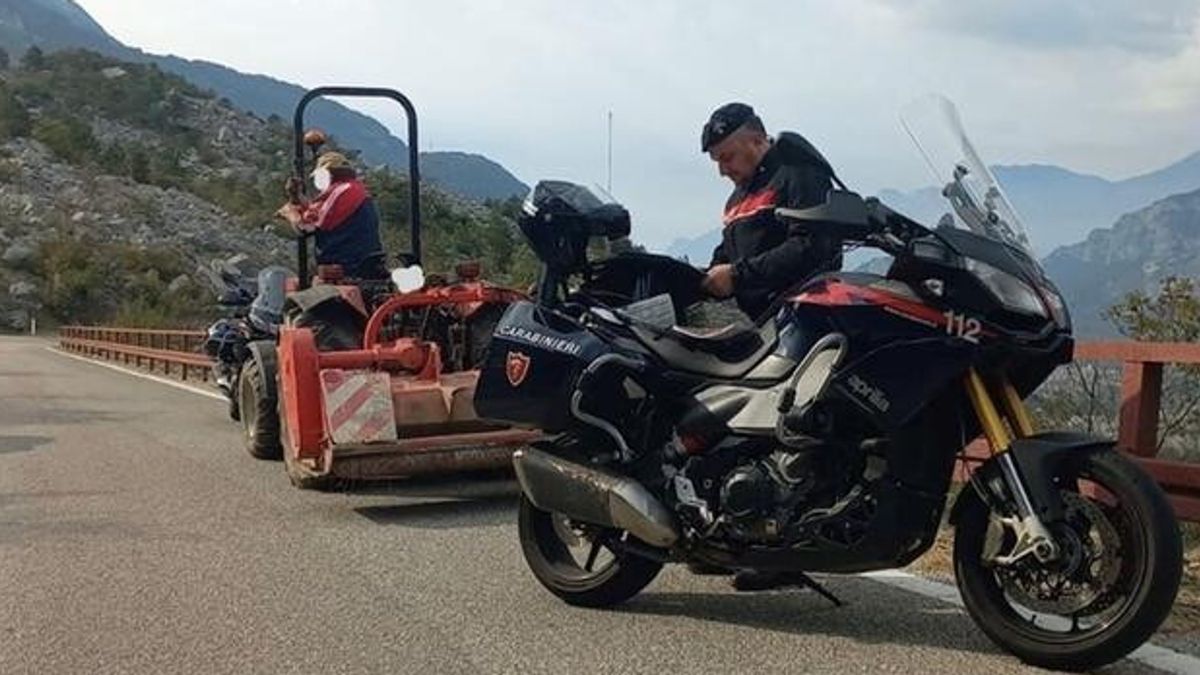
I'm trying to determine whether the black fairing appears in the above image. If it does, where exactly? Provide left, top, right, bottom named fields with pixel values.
left=474, top=301, right=611, bottom=431
left=889, top=226, right=1059, bottom=338
left=782, top=274, right=977, bottom=431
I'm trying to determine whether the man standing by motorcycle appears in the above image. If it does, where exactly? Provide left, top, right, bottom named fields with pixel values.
left=700, top=103, right=843, bottom=319
left=698, top=104, right=845, bottom=590
left=275, top=151, right=389, bottom=280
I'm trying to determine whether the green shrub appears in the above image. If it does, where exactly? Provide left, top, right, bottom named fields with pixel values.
left=0, top=84, right=31, bottom=139
left=32, top=116, right=99, bottom=164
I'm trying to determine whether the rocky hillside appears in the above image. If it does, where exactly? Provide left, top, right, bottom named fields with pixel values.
left=0, top=49, right=537, bottom=332
left=0, top=137, right=287, bottom=330
left=1043, top=188, right=1200, bottom=337
left=0, top=0, right=528, bottom=201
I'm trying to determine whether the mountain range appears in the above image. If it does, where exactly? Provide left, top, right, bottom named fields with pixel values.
left=877, top=154, right=1200, bottom=256
left=0, top=0, right=528, bottom=201
left=1042, top=188, right=1200, bottom=337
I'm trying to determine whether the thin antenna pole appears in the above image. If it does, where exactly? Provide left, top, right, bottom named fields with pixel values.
left=606, top=110, right=613, bottom=193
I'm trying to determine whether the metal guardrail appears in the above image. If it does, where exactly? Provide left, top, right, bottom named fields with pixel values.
left=59, top=327, right=1200, bottom=520
left=59, top=326, right=212, bottom=382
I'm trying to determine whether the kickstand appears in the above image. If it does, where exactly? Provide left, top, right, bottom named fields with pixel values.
left=793, top=572, right=844, bottom=607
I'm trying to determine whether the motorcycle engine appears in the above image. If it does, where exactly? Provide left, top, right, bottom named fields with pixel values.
left=676, top=445, right=827, bottom=543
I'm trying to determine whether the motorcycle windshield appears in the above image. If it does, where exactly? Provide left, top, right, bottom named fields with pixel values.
left=900, top=95, right=1035, bottom=259
left=522, top=180, right=608, bottom=218
left=249, top=266, right=288, bottom=328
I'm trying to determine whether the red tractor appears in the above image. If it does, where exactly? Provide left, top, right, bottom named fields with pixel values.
left=241, top=86, right=538, bottom=489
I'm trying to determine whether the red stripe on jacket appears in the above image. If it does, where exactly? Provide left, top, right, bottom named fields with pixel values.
left=722, top=187, right=778, bottom=227
left=301, top=179, right=369, bottom=232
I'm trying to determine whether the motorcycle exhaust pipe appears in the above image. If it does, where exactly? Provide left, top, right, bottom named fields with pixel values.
left=512, top=446, right=679, bottom=548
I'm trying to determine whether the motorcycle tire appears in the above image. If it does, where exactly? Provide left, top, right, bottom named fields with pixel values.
left=239, top=358, right=281, bottom=460
left=953, top=448, right=1181, bottom=672
left=517, top=494, right=662, bottom=608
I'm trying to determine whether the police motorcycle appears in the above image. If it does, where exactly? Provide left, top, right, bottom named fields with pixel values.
left=202, top=258, right=288, bottom=457
left=473, top=97, right=1181, bottom=671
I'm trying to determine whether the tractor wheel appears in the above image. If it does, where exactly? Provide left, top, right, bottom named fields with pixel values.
left=293, top=304, right=362, bottom=351
left=239, top=358, right=281, bottom=460
left=227, top=387, right=241, bottom=422
left=465, top=303, right=508, bottom=369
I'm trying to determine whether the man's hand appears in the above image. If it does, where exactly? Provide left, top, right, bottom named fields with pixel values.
left=275, top=203, right=304, bottom=227
left=284, top=176, right=305, bottom=203
left=702, top=264, right=736, bottom=298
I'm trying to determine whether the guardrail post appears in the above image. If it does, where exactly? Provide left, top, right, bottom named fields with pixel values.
left=1118, top=361, right=1162, bottom=457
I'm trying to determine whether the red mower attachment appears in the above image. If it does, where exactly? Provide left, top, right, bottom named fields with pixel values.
left=278, top=278, right=539, bottom=489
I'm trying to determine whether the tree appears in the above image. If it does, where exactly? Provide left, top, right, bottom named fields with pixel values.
left=0, top=47, right=10, bottom=70
left=1105, top=276, right=1200, bottom=459
left=1106, top=277, right=1200, bottom=343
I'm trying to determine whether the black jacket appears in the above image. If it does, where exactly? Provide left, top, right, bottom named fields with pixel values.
left=710, top=132, right=843, bottom=318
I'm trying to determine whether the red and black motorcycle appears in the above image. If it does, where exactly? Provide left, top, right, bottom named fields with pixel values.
left=473, top=98, right=1181, bottom=671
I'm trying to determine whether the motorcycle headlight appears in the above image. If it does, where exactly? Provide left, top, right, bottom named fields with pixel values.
left=1039, top=284, right=1070, bottom=330
left=963, top=259, right=1047, bottom=318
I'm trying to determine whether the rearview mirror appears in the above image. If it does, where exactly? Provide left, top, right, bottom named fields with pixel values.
left=391, top=265, right=425, bottom=293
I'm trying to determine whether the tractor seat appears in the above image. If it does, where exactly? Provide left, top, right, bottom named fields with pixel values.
left=630, top=319, right=778, bottom=379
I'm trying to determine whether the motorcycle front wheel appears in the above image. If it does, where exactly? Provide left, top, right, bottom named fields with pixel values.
left=953, top=448, right=1181, bottom=672
left=517, top=494, right=663, bottom=608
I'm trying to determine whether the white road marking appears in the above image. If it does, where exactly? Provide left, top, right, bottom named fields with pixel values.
left=861, top=569, right=1200, bottom=674
left=48, top=347, right=226, bottom=402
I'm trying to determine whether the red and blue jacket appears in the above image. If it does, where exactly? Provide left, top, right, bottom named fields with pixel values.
left=301, top=178, right=386, bottom=278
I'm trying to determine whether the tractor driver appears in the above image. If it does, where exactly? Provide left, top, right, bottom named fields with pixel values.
left=699, top=103, right=843, bottom=320
left=275, top=152, right=389, bottom=280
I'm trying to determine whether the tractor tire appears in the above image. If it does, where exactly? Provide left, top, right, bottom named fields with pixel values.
left=227, top=388, right=241, bottom=422
left=293, top=304, right=362, bottom=352
left=239, top=358, right=281, bottom=460
left=465, top=303, right=508, bottom=369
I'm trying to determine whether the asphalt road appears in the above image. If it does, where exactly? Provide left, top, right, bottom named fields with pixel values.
left=0, top=337, right=1194, bottom=674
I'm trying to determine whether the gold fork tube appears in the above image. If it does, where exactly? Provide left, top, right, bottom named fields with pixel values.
left=996, top=377, right=1035, bottom=438
left=964, top=368, right=1012, bottom=454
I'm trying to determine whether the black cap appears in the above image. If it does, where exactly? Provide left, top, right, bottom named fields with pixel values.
left=701, top=102, right=762, bottom=152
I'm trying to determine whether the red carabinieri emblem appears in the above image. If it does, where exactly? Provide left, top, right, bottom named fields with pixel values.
left=506, top=351, right=531, bottom=386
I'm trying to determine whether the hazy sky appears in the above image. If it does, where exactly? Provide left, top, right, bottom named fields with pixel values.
left=74, top=0, right=1200, bottom=250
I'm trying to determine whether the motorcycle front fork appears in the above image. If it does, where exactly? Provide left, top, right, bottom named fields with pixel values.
left=963, top=368, right=1062, bottom=564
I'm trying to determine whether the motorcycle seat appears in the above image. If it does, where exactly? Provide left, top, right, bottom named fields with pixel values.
left=630, top=319, right=778, bottom=379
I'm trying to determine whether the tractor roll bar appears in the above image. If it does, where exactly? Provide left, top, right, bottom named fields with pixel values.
left=292, top=86, right=422, bottom=289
